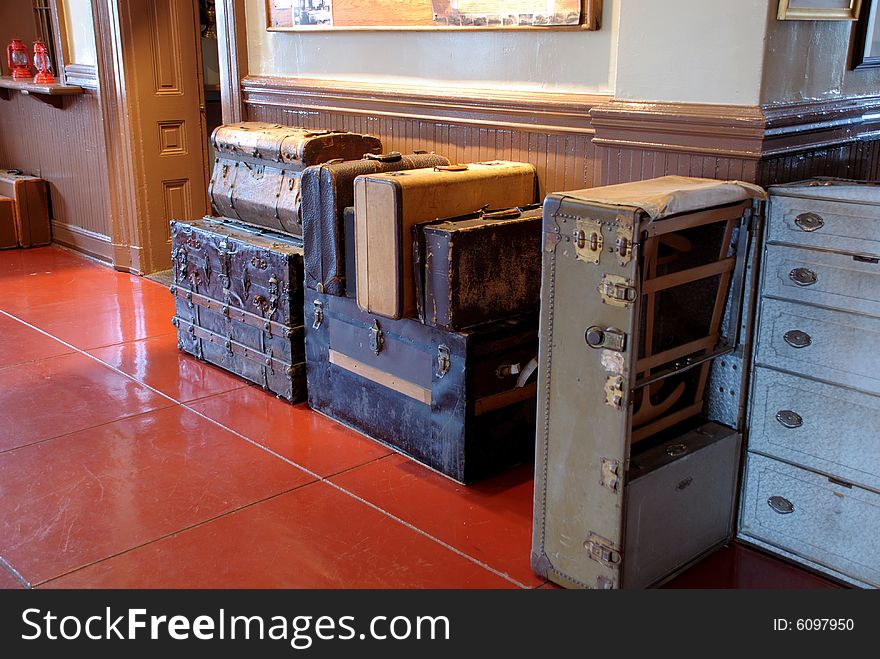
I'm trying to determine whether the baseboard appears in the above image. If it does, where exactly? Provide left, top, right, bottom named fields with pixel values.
left=51, top=220, right=113, bottom=264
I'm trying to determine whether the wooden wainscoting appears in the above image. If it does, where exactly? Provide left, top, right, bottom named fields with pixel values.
left=0, top=89, right=113, bottom=262
left=242, top=76, right=608, bottom=196
left=591, top=97, right=880, bottom=186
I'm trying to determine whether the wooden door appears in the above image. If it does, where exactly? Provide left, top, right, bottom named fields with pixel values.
left=129, top=0, right=209, bottom=272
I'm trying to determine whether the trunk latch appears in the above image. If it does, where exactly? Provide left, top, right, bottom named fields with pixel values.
left=369, top=319, right=385, bottom=355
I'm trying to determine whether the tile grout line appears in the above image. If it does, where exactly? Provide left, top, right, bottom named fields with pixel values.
left=0, top=309, right=530, bottom=590
left=35, top=482, right=318, bottom=589
left=0, top=555, right=32, bottom=589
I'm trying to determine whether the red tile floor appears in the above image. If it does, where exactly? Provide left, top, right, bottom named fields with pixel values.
left=0, top=246, right=843, bottom=589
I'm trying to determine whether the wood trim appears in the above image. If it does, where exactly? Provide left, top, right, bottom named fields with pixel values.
left=51, top=219, right=113, bottom=263
left=49, top=0, right=70, bottom=83
left=92, top=0, right=147, bottom=274
left=64, top=63, right=98, bottom=89
left=591, top=96, right=880, bottom=161
left=328, top=349, right=432, bottom=405
left=216, top=0, right=248, bottom=124
left=242, top=75, right=606, bottom=135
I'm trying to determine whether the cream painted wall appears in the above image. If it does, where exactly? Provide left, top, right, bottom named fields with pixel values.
left=62, top=0, right=97, bottom=66
left=245, top=0, right=620, bottom=93
left=614, top=0, right=769, bottom=106
left=760, top=2, right=880, bottom=104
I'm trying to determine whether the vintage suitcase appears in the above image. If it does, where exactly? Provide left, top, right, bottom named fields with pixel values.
left=738, top=178, right=880, bottom=588
left=412, top=205, right=542, bottom=330
left=354, top=161, right=538, bottom=320
left=0, top=196, right=17, bottom=249
left=532, top=176, right=765, bottom=589
left=306, top=291, right=538, bottom=483
left=170, top=217, right=306, bottom=401
left=208, top=122, right=382, bottom=236
left=301, top=151, right=450, bottom=296
left=623, top=423, right=740, bottom=589
left=0, top=169, right=51, bottom=247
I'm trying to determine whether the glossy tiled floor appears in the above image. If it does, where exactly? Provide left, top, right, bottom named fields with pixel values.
left=0, top=247, right=843, bottom=589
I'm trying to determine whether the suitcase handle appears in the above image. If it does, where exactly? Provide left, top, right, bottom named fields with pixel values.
left=364, top=152, right=403, bottom=163
left=434, top=164, right=469, bottom=172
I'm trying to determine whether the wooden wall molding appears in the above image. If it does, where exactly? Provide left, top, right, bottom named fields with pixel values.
left=64, top=63, right=98, bottom=89
left=217, top=0, right=248, bottom=124
left=51, top=219, right=113, bottom=263
left=591, top=96, right=880, bottom=161
left=242, top=75, right=606, bottom=135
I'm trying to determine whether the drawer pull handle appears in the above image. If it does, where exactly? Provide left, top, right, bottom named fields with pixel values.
left=789, top=268, right=817, bottom=286
left=794, top=212, right=824, bottom=232
left=768, top=496, right=794, bottom=515
left=783, top=330, right=811, bottom=349
left=775, top=410, right=803, bottom=429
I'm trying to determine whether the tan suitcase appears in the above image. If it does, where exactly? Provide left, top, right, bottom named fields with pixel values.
left=0, top=196, right=17, bottom=249
left=0, top=169, right=51, bottom=247
left=354, top=161, right=537, bottom=319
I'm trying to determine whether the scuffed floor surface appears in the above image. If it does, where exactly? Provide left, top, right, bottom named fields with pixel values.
left=0, top=247, right=843, bottom=589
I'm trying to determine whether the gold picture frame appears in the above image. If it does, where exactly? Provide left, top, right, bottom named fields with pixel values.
left=777, top=0, right=862, bottom=20
left=266, top=0, right=602, bottom=32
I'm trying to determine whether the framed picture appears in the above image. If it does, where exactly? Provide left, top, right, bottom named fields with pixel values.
left=777, top=0, right=862, bottom=20
left=853, top=0, right=880, bottom=68
left=267, top=0, right=602, bottom=31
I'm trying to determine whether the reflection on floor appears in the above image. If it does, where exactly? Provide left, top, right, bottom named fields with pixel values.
left=0, top=247, right=846, bottom=589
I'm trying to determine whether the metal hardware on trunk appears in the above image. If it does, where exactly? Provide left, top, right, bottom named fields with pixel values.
left=369, top=319, right=385, bottom=356
left=615, top=221, right=634, bottom=266
left=604, top=375, right=624, bottom=409
left=312, top=300, right=324, bottom=329
left=584, top=532, right=622, bottom=568
left=789, top=267, right=817, bottom=286
left=853, top=254, right=880, bottom=264
left=783, top=329, right=812, bottom=349
left=585, top=326, right=627, bottom=352
left=595, top=576, right=615, bottom=590
left=600, top=458, right=621, bottom=493
left=776, top=410, right=803, bottom=429
left=598, top=274, right=637, bottom=307
left=574, top=218, right=603, bottom=263
left=768, top=496, right=794, bottom=515
left=495, top=362, right=522, bottom=378
left=794, top=212, right=824, bottom=232
left=436, top=345, right=451, bottom=379
left=665, top=443, right=688, bottom=457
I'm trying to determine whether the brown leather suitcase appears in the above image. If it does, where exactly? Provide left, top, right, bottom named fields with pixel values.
left=300, top=151, right=449, bottom=296
left=412, top=205, right=543, bottom=330
left=0, top=196, right=17, bottom=249
left=0, top=169, right=51, bottom=247
left=170, top=217, right=306, bottom=401
left=354, top=161, right=537, bottom=320
left=208, top=122, right=382, bottom=236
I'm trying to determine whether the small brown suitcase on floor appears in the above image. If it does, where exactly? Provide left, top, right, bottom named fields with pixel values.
left=300, top=151, right=449, bottom=296
left=354, top=161, right=537, bottom=320
left=0, top=196, right=17, bottom=249
left=412, top=205, right=543, bottom=330
left=208, top=122, right=382, bottom=236
left=0, top=169, right=51, bottom=247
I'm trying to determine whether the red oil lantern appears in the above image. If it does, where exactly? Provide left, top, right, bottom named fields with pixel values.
left=32, top=40, right=54, bottom=84
left=6, top=38, right=31, bottom=79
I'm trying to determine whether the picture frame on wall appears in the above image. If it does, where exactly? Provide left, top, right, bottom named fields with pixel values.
left=852, top=0, right=880, bottom=68
left=266, top=0, right=602, bottom=32
left=777, top=0, right=862, bottom=20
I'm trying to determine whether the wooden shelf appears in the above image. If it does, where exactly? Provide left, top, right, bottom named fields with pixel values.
left=0, top=76, right=83, bottom=107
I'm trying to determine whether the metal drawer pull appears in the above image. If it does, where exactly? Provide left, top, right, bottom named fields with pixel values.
left=783, top=330, right=811, bottom=349
left=776, top=410, right=803, bottom=429
left=794, top=212, right=824, bottom=232
left=789, top=268, right=817, bottom=286
left=768, top=496, right=794, bottom=515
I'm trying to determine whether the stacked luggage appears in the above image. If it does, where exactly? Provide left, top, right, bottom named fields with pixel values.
left=0, top=169, right=51, bottom=249
left=171, top=122, right=382, bottom=401
left=172, top=121, right=544, bottom=483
